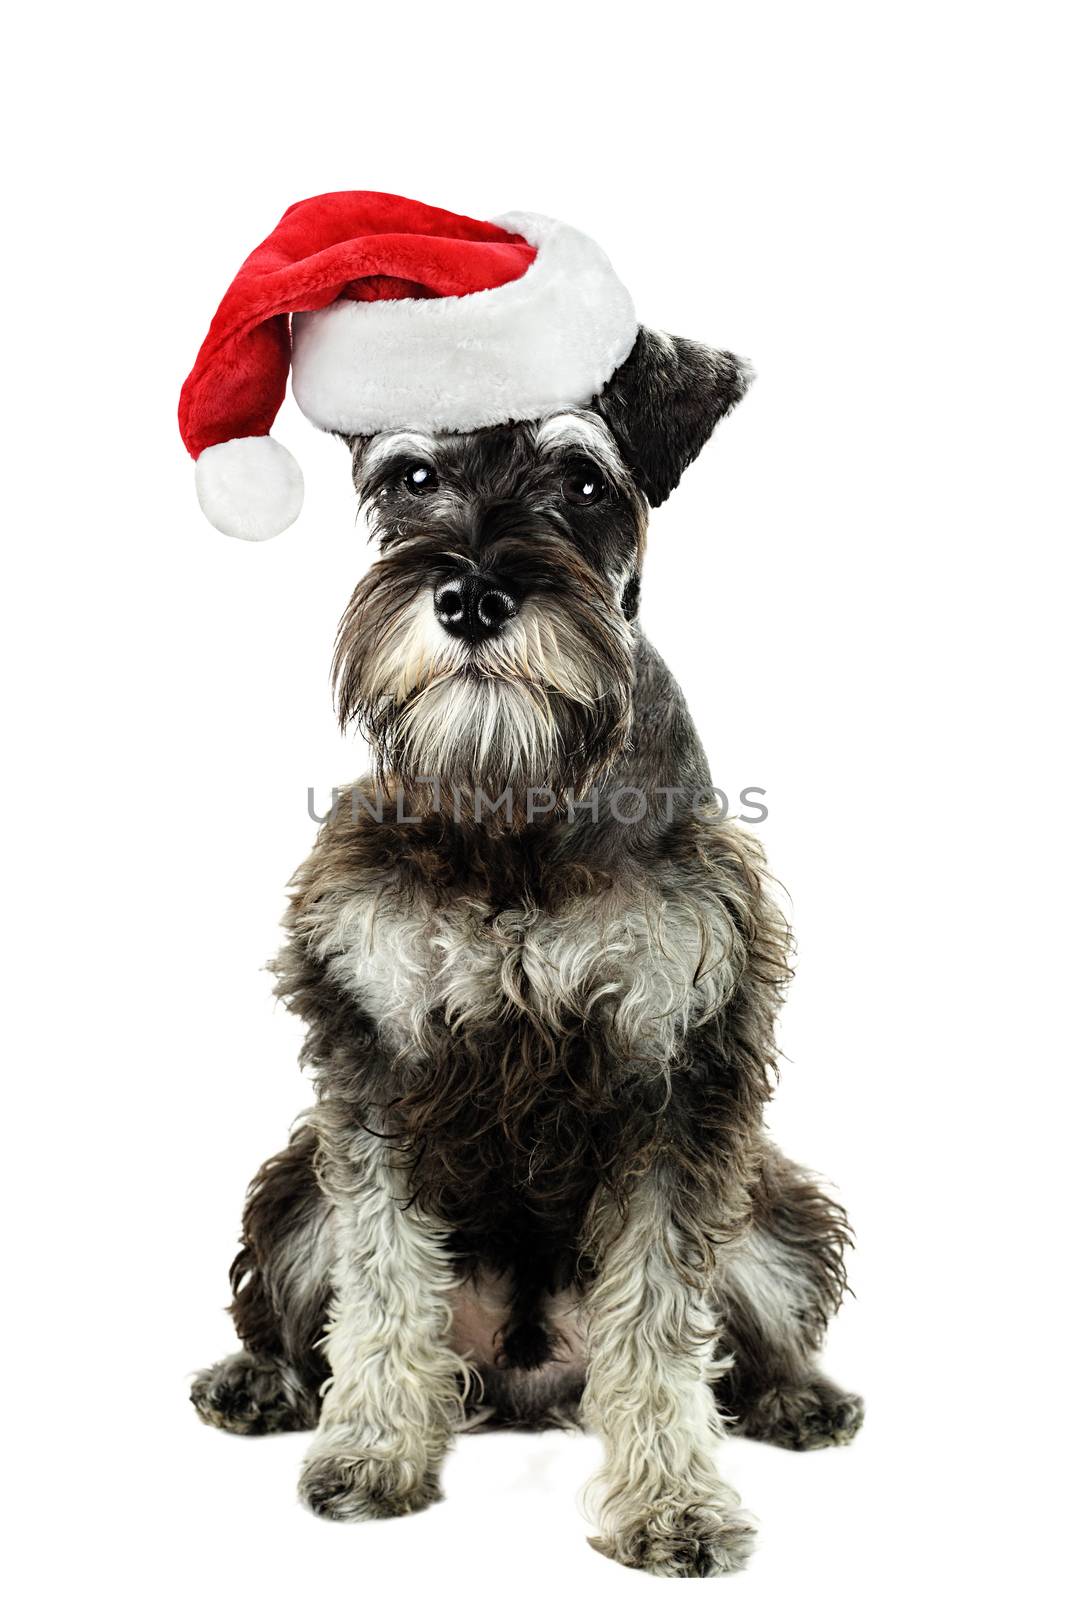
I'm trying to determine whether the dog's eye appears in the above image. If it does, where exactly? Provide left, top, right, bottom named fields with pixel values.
left=402, top=461, right=438, bottom=496
left=561, top=458, right=607, bottom=507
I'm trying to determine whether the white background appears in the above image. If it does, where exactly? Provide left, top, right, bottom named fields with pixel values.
left=4, top=3, right=1063, bottom=1596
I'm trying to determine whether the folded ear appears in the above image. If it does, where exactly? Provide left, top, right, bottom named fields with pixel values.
left=593, top=328, right=752, bottom=507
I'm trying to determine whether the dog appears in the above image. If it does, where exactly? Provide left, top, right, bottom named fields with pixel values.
left=192, top=325, right=863, bottom=1577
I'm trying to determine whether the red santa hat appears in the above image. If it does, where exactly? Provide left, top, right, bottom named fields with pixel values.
left=179, top=191, right=638, bottom=540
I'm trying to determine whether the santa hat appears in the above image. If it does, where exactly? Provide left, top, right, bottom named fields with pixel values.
left=179, top=191, right=637, bottom=540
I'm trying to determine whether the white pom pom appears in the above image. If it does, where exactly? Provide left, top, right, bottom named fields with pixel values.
left=194, top=436, right=304, bottom=541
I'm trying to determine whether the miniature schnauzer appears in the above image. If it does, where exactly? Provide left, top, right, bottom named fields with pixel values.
left=192, top=327, right=863, bottom=1576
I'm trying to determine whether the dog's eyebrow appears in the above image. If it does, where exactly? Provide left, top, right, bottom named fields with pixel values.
left=535, top=411, right=622, bottom=468
left=362, top=431, right=437, bottom=471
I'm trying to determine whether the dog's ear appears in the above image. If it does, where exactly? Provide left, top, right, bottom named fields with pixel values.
left=593, top=328, right=752, bottom=507
left=338, top=434, right=369, bottom=469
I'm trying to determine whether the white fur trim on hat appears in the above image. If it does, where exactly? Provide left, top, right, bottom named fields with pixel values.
left=289, top=213, right=638, bottom=437
left=194, top=436, right=304, bottom=541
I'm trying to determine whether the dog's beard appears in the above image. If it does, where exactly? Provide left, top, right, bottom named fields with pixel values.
left=334, top=581, right=634, bottom=807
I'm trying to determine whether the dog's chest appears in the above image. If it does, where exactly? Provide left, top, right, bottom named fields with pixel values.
left=310, top=872, right=737, bottom=1060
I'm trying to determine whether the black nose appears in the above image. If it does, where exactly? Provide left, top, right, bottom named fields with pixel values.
left=434, top=575, right=518, bottom=642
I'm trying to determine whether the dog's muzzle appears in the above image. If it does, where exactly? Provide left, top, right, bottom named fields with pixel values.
left=434, top=574, right=519, bottom=643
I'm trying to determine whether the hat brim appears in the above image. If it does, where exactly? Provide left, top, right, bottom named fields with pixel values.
left=290, top=213, right=637, bottom=438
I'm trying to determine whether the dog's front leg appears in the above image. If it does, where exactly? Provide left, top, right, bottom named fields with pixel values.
left=581, top=1171, right=756, bottom=1577
left=299, top=1118, right=469, bottom=1521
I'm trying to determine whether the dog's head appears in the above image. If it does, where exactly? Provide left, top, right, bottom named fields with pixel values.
left=333, top=329, right=750, bottom=803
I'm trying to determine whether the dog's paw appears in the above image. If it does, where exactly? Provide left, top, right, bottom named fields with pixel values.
left=191, top=1351, right=317, bottom=1436
left=299, top=1439, right=442, bottom=1522
left=591, top=1503, right=757, bottom=1578
left=741, top=1376, right=865, bottom=1451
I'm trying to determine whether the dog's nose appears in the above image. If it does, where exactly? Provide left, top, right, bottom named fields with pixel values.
left=434, top=575, right=518, bottom=642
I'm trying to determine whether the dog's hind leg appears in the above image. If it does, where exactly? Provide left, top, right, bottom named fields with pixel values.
left=714, top=1142, right=864, bottom=1450
left=192, top=1120, right=333, bottom=1436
